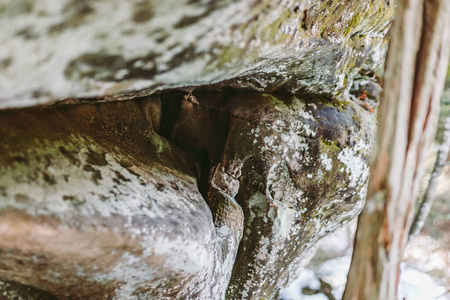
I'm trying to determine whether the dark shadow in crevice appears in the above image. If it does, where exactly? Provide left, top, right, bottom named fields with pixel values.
left=197, top=154, right=212, bottom=202
left=158, top=90, right=184, bottom=139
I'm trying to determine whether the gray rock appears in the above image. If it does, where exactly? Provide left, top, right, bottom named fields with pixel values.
left=0, top=99, right=231, bottom=299
left=0, top=0, right=388, bottom=298
left=0, top=0, right=393, bottom=109
left=0, top=88, right=377, bottom=299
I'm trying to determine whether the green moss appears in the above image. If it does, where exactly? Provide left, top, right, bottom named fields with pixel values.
left=344, top=13, right=362, bottom=36
left=320, top=138, right=340, bottom=153
left=214, top=46, right=243, bottom=69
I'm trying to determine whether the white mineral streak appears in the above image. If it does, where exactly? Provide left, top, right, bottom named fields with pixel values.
left=271, top=96, right=316, bottom=137
left=276, top=206, right=298, bottom=238
left=87, top=253, right=157, bottom=299
left=212, top=222, right=240, bottom=299
left=337, top=135, right=371, bottom=189
left=320, top=153, right=333, bottom=171
left=266, top=161, right=306, bottom=209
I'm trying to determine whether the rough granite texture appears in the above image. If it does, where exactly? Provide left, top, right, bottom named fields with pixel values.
left=0, top=0, right=389, bottom=299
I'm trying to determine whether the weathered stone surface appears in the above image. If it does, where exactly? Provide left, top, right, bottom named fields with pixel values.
left=216, top=93, right=375, bottom=299
left=0, top=87, right=377, bottom=299
left=0, top=0, right=393, bottom=109
left=0, top=281, right=58, bottom=300
left=0, top=98, right=243, bottom=299
left=0, top=0, right=389, bottom=298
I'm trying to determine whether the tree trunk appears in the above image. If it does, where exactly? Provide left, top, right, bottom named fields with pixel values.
left=343, top=0, right=450, bottom=299
left=409, top=116, right=450, bottom=240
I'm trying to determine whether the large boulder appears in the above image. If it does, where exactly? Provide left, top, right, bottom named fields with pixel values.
left=0, top=87, right=377, bottom=299
left=0, top=0, right=389, bottom=299
left=0, top=0, right=393, bottom=109
left=0, top=98, right=239, bottom=299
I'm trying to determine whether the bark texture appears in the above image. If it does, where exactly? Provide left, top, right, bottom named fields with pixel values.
left=409, top=116, right=450, bottom=240
left=343, top=0, right=450, bottom=299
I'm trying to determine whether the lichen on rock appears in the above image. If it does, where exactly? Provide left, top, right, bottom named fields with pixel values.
left=0, top=87, right=377, bottom=299
left=0, top=98, right=235, bottom=299
left=0, top=0, right=390, bottom=299
left=0, top=0, right=392, bottom=109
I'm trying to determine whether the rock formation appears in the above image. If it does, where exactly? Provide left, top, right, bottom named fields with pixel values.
left=0, top=0, right=391, bottom=299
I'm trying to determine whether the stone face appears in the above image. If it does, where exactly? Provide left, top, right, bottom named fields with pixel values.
left=0, top=98, right=242, bottom=299
left=0, top=87, right=377, bottom=299
left=0, top=0, right=393, bottom=109
left=0, top=0, right=389, bottom=298
left=216, top=93, right=375, bottom=299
